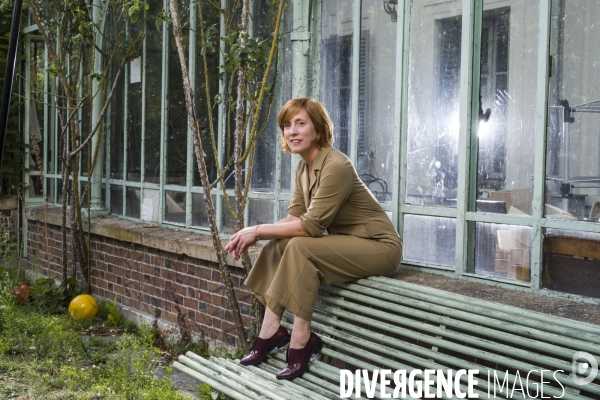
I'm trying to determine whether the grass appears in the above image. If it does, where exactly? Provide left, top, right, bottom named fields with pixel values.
left=0, top=281, right=195, bottom=399
left=0, top=219, right=211, bottom=399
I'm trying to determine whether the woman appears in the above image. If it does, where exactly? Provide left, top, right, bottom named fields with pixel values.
left=224, top=98, right=402, bottom=380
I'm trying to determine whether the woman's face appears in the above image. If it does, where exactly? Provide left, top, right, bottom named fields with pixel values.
left=283, top=109, right=319, bottom=157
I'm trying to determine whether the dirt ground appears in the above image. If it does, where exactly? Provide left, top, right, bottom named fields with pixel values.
left=393, top=268, right=600, bottom=326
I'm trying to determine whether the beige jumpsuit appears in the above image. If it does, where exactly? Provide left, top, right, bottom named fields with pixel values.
left=245, top=145, right=402, bottom=321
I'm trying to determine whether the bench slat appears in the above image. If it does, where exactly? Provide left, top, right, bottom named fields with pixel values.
left=321, top=285, right=600, bottom=357
left=314, top=302, right=572, bottom=372
left=309, top=315, right=597, bottom=399
left=184, top=353, right=288, bottom=400
left=370, top=277, right=600, bottom=338
left=173, top=361, right=255, bottom=400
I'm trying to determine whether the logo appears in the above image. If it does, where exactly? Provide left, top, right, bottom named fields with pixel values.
left=572, top=351, right=598, bottom=386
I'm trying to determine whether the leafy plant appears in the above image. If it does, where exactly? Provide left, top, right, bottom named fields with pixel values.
left=29, top=277, right=69, bottom=314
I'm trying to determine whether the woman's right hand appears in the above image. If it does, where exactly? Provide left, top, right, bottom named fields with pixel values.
left=225, top=225, right=260, bottom=260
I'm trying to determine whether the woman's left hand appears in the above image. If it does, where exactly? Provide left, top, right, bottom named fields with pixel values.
left=224, top=225, right=260, bottom=260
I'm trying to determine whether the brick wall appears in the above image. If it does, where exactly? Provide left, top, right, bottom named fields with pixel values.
left=26, top=219, right=253, bottom=347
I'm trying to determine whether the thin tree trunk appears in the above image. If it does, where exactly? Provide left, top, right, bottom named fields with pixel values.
left=233, top=0, right=249, bottom=240
left=169, top=0, right=249, bottom=352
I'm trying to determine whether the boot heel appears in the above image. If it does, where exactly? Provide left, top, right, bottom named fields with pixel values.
left=310, top=339, right=324, bottom=360
left=276, top=335, right=291, bottom=349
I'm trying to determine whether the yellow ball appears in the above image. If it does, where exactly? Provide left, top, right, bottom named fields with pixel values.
left=68, top=294, right=99, bottom=320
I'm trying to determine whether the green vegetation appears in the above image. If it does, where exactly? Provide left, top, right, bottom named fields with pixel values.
left=0, top=219, right=206, bottom=399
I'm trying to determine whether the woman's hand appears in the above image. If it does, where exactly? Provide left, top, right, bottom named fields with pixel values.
left=225, top=225, right=260, bottom=261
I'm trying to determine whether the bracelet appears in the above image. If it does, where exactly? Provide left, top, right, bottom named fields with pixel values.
left=255, top=224, right=260, bottom=240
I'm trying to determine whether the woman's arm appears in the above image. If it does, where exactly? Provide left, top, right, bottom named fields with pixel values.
left=224, top=214, right=310, bottom=260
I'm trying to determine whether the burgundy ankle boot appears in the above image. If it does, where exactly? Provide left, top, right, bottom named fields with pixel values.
left=240, top=326, right=291, bottom=366
left=276, top=332, right=323, bottom=380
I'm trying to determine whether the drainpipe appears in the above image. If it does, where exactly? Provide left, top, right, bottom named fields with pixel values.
left=89, top=0, right=107, bottom=215
left=0, top=0, right=24, bottom=195
left=291, top=0, right=311, bottom=98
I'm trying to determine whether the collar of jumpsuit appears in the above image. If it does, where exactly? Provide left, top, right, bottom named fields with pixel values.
left=300, top=144, right=334, bottom=209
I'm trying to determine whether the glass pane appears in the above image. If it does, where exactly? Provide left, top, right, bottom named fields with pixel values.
left=80, top=52, right=91, bottom=176
left=247, top=3, right=280, bottom=194
left=192, top=193, right=215, bottom=228
left=354, top=0, right=397, bottom=203
left=406, top=2, right=462, bottom=206
left=165, top=190, right=186, bottom=223
left=248, top=199, right=274, bottom=226
left=221, top=196, right=237, bottom=234
left=110, top=185, right=123, bottom=215
left=279, top=4, right=293, bottom=194
left=193, top=1, right=220, bottom=187
left=474, top=222, right=531, bottom=283
left=543, top=229, right=600, bottom=298
left=320, top=0, right=353, bottom=156
left=128, top=55, right=142, bottom=181
left=166, top=0, right=189, bottom=187
left=144, top=0, right=164, bottom=184
left=110, top=55, right=125, bottom=180
left=546, top=0, right=600, bottom=222
left=45, top=178, right=55, bottom=204
left=140, top=188, right=160, bottom=222
left=47, top=78, right=56, bottom=174
left=28, top=175, right=43, bottom=198
left=402, top=215, right=456, bottom=268
left=29, top=41, right=45, bottom=173
left=126, top=187, right=141, bottom=218
left=476, top=2, right=538, bottom=215
left=279, top=200, right=290, bottom=220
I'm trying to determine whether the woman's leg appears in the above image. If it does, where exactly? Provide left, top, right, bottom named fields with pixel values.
left=258, top=306, right=282, bottom=339
left=265, top=235, right=401, bottom=324
left=290, top=315, right=311, bottom=348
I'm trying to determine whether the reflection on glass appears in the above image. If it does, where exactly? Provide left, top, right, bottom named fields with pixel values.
left=354, top=0, right=397, bottom=203
left=165, top=190, right=186, bottom=223
left=126, top=187, right=141, bottom=218
left=475, top=2, right=538, bottom=216
left=320, top=0, right=353, bottom=156
left=192, top=193, right=215, bottom=227
left=144, top=0, right=163, bottom=184
left=110, top=185, right=123, bottom=215
left=249, top=199, right=274, bottom=226
left=546, top=0, right=600, bottom=221
left=406, top=2, right=461, bottom=206
left=543, top=229, right=600, bottom=298
left=474, top=222, right=531, bottom=283
left=403, top=215, right=456, bottom=268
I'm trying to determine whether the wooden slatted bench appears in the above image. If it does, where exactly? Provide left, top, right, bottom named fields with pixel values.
left=173, top=277, right=600, bottom=399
